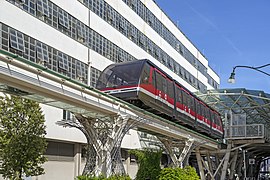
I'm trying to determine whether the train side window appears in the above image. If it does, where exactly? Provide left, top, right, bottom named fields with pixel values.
left=162, top=78, right=167, bottom=94
left=189, top=96, right=195, bottom=111
left=215, top=113, right=221, bottom=126
left=187, top=94, right=191, bottom=108
left=140, top=63, right=150, bottom=84
left=210, top=110, right=215, bottom=124
left=177, top=87, right=183, bottom=104
left=156, top=72, right=162, bottom=90
left=151, top=68, right=156, bottom=87
left=195, top=101, right=200, bottom=115
left=182, top=91, right=188, bottom=107
left=167, top=80, right=174, bottom=99
left=205, top=108, right=210, bottom=120
left=107, top=74, right=116, bottom=87
left=156, top=71, right=167, bottom=94
left=201, top=104, right=205, bottom=117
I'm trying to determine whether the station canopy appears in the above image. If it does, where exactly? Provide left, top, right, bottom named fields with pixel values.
left=196, top=88, right=270, bottom=129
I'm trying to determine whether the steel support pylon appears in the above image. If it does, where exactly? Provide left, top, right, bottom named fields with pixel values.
left=57, top=112, right=135, bottom=177
left=159, top=138, right=194, bottom=167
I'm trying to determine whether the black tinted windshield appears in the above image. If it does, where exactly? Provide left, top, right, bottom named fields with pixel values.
left=96, top=61, right=144, bottom=89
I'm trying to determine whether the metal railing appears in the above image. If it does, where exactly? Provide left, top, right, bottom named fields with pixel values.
left=224, top=124, right=266, bottom=139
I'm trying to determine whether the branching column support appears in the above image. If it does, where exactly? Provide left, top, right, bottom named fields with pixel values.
left=159, top=138, right=194, bottom=167
left=221, top=143, right=232, bottom=180
left=57, top=112, right=135, bottom=177
left=196, top=148, right=205, bottom=180
left=229, top=149, right=238, bottom=180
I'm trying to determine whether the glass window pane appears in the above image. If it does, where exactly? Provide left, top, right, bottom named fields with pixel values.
left=36, top=41, right=49, bottom=64
left=37, top=0, right=49, bottom=17
left=58, top=52, right=69, bottom=70
left=58, top=9, right=70, bottom=29
left=9, top=29, right=25, bottom=52
left=76, top=21, right=86, bottom=42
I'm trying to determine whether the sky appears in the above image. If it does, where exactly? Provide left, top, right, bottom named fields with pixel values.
left=155, top=0, right=270, bottom=93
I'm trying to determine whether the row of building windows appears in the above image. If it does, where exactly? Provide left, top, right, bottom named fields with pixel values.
left=77, top=0, right=208, bottom=92
left=122, top=0, right=206, bottom=71
left=0, top=23, right=88, bottom=84
left=122, top=0, right=219, bottom=89
left=6, top=0, right=209, bottom=92
left=6, top=0, right=137, bottom=63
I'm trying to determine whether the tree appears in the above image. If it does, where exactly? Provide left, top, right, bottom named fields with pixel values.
left=158, top=166, right=200, bottom=180
left=129, top=149, right=162, bottom=180
left=0, top=95, right=47, bottom=179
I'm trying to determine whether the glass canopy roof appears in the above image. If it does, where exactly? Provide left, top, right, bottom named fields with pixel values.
left=196, top=88, right=270, bottom=128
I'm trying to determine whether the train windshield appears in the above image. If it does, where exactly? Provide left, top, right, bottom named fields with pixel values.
left=96, top=61, right=144, bottom=89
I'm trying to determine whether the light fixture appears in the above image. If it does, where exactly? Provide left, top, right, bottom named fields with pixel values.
left=228, top=64, right=270, bottom=84
left=228, top=71, right=236, bottom=83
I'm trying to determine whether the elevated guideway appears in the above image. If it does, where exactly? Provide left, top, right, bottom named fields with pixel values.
left=0, top=50, right=220, bottom=176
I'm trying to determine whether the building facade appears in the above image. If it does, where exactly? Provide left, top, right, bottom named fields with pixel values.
left=0, top=0, right=220, bottom=179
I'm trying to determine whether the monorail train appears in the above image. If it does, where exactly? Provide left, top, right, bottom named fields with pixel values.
left=96, top=59, right=223, bottom=139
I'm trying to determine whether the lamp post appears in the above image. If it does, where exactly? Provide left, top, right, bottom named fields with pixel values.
left=228, top=64, right=270, bottom=83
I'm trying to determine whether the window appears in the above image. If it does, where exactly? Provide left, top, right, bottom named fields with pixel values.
left=167, top=80, right=174, bottom=100
left=22, top=0, right=36, bottom=15
left=175, top=64, right=180, bottom=75
left=9, top=29, right=25, bottom=52
left=168, top=59, right=174, bottom=70
left=58, top=52, right=69, bottom=71
left=156, top=72, right=167, bottom=94
left=106, top=6, right=114, bottom=23
left=76, top=21, right=86, bottom=42
left=36, top=0, right=49, bottom=17
left=177, top=43, right=183, bottom=55
left=182, top=91, right=188, bottom=107
left=129, top=0, right=137, bottom=8
left=117, top=50, right=124, bottom=63
left=90, top=67, right=101, bottom=87
left=36, top=41, right=49, bottom=64
left=161, top=54, right=167, bottom=65
left=63, top=110, right=72, bottom=120
left=45, top=141, right=74, bottom=158
left=146, top=40, right=153, bottom=53
left=119, top=17, right=127, bottom=31
left=140, top=63, right=151, bottom=85
left=176, top=87, right=183, bottom=104
left=180, top=67, right=184, bottom=77
left=76, top=60, right=87, bottom=82
left=147, top=11, right=154, bottom=25
left=128, top=26, right=137, bottom=40
left=184, top=71, right=188, bottom=80
left=105, top=40, right=112, bottom=59
left=15, top=0, right=25, bottom=5
left=139, top=34, right=146, bottom=46
left=154, top=47, right=160, bottom=59
left=58, top=9, right=70, bottom=29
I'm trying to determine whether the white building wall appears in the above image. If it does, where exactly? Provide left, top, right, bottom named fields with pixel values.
left=144, top=0, right=209, bottom=67
left=0, top=0, right=220, bottom=179
left=42, top=105, right=86, bottom=143
left=36, top=161, right=75, bottom=180
left=52, top=0, right=89, bottom=25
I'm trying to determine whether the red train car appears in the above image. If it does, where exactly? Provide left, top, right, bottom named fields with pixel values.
left=96, top=59, right=223, bottom=139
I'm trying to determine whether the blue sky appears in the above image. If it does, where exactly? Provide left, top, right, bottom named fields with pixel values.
left=155, top=0, right=270, bottom=93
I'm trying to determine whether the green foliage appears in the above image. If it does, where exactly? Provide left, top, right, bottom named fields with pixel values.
left=129, top=149, right=162, bottom=180
left=107, top=174, right=131, bottom=180
left=158, top=166, right=200, bottom=180
left=76, top=174, right=131, bottom=180
left=0, top=95, right=47, bottom=180
left=76, top=174, right=105, bottom=180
